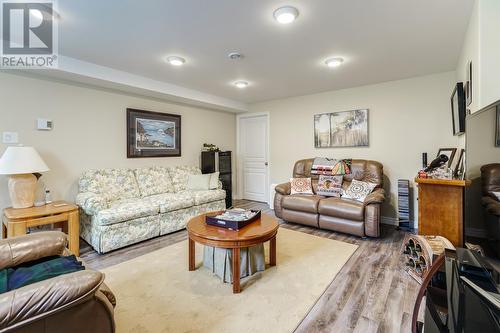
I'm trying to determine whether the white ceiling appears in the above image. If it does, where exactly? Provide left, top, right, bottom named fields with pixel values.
left=55, top=0, right=473, bottom=105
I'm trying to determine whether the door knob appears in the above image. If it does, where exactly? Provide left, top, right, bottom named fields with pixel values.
left=265, top=162, right=268, bottom=166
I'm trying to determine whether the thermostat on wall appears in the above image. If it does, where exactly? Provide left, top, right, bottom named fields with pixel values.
left=37, top=119, right=53, bottom=131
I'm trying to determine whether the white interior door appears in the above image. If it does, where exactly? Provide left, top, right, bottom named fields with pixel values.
left=239, top=115, right=269, bottom=202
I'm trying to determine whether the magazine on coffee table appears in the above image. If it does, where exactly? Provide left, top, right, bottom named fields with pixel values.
left=205, top=208, right=261, bottom=230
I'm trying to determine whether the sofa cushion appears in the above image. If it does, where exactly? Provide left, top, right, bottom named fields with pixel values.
left=186, top=174, right=211, bottom=190
left=146, top=192, right=195, bottom=213
left=282, top=195, right=324, bottom=214
left=282, top=209, right=319, bottom=227
left=318, top=197, right=364, bottom=221
left=134, top=166, right=174, bottom=197
left=290, top=177, right=313, bottom=195
left=79, top=169, right=140, bottom=201
left=209, top=172, right=220, bottom=190
left=342, top=179, right=377, bottom=202
left=318, top=215, right=365, bottom=237
left=316, top=175, right=343, bottom=197
left=95, top=199, right=159, bottom=226
left=182, top=189, right=226, bottom=205
left=168, top=166, right=202, bottom=192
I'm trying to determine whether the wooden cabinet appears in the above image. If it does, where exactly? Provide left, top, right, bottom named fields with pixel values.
left=415, top=178, right=470, bottom=247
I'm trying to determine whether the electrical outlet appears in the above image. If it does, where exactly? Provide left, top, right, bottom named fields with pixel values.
left=2, top=132, right=18, bottom=144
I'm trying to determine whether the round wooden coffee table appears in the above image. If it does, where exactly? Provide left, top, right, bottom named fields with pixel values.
left=187, top=212, right=279, bottom=293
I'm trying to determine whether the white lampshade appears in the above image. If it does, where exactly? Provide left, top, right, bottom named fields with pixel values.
left=0, top=146, right=49, bottom=175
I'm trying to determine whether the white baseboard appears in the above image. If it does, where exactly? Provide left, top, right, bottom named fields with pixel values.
left=465, top=227, right=487, bottom=238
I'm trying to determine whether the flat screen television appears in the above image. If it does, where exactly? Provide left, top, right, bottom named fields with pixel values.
left=465, top=100, right=500, bottom=257
left=451, top=82, right=466, bottom=135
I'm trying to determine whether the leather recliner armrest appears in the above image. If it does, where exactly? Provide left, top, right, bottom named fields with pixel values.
left=364, top=188, right=386, bottom=205
left=0, top=270, right=104, bottom=330
left=99, top=282, right=117, bottom=307
left=487, top=191, right=500, bottom=202
left=0, top=232, right=67, bottom=270
left=275, top=182, right=291, bottom=195
left=486, top=201, right=500, bottom=216
left=482, top=196, right=497, bottom=207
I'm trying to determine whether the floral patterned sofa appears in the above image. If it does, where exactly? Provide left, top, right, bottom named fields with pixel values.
left=76, top=166, right=226, bottom=253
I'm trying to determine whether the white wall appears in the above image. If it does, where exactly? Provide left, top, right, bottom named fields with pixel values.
left=457, top=0, right=500, bottom=112
left=478, top=0, right=500, bottom=108
left=456, top=0, right=480, bottom=113
left=249, top=71, right=460, bottom=225
left=0, top=73, right=236, bottom=210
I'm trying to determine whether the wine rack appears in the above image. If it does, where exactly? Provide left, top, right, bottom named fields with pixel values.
left=402, top=234, right=454, bottom=283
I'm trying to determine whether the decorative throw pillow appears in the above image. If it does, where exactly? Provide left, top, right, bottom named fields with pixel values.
left=342, top=179, right=377, bottom=202
left=209, top=172, right=220, bottom=190
left=186, top=174, right=211, bottom=190
left=317, top=175, right=343, bottom=197
left=290, top=177, right=313, bottom=195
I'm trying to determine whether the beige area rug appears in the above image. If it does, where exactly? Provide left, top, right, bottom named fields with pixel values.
left=102, top=228, right=358, bottom=333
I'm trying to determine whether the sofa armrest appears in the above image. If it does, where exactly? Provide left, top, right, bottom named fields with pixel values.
left=99, top=282, right=117, bottom=307
left=76, top=192, right=109, bottom=216
left=365, top=204, right=381, bottom=237
left=482, top=196, right=497, bottom=207
left=364, top=188, right=386, bottom=205
left=487, top=191, right=500, bottom=202
left=0, top=270, right=104, bottom=330
left=275, top=182, right=291, bottom=195
left=486, top=200, right=500, bottom=216
left=0, top=232, right=67, bottom=270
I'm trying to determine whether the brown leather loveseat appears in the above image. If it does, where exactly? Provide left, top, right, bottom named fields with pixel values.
left=0, top=232, right=116, bottom=333
left=274, top=159, right=385, bottom=237
left=481, top=163, right=500, bottom=256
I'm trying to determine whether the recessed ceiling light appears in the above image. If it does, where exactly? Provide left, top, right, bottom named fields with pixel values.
left=228, top=52, right=244, bottom=60
left=273, top=6, right=299, bottom=24
left=166, top=56, right=186, bottom=66
left=234, top=81, right=249, bottom=89
left=325, top=57, right=344, bottom=68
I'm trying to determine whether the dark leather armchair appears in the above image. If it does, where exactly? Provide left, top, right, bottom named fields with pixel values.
left=0, top=232, right=116, bottom=333
left=274, top=159, right=385, bottom=237
left=481, top=163, right=500, bottom=256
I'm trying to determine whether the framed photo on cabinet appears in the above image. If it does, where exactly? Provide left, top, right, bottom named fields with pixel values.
left=437, top=148, right=457, bottom=168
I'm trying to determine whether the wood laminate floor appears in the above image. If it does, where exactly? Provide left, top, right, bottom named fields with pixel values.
left=80, top=199, right=420, bottom=333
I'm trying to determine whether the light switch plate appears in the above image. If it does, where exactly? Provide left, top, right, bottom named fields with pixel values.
left=2, top=132, right=18, bottom=144
left=37, top=118, right=53, bottom=130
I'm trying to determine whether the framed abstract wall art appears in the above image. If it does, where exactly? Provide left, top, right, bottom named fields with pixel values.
left=127, top=108, right=181, bottom=158
left=314, top=109, right=369, bottom=148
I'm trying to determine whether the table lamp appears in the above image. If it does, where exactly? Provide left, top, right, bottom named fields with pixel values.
left=0, top=146, right=49, bottom=208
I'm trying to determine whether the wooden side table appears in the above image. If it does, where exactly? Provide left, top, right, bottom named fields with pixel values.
left=2, top=201, right=80, bottom=256
left=415, top=177, right=470, bottom=247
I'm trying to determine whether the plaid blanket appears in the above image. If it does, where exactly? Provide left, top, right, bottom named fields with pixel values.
left=0, top=255, right=84, bottom=293
left=312, top=157, right=352, bottom=175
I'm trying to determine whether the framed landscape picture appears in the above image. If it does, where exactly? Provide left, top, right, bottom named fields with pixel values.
left=314, top=109, right=369, bottom=148
left=127, top=108, right=181, bottom=158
